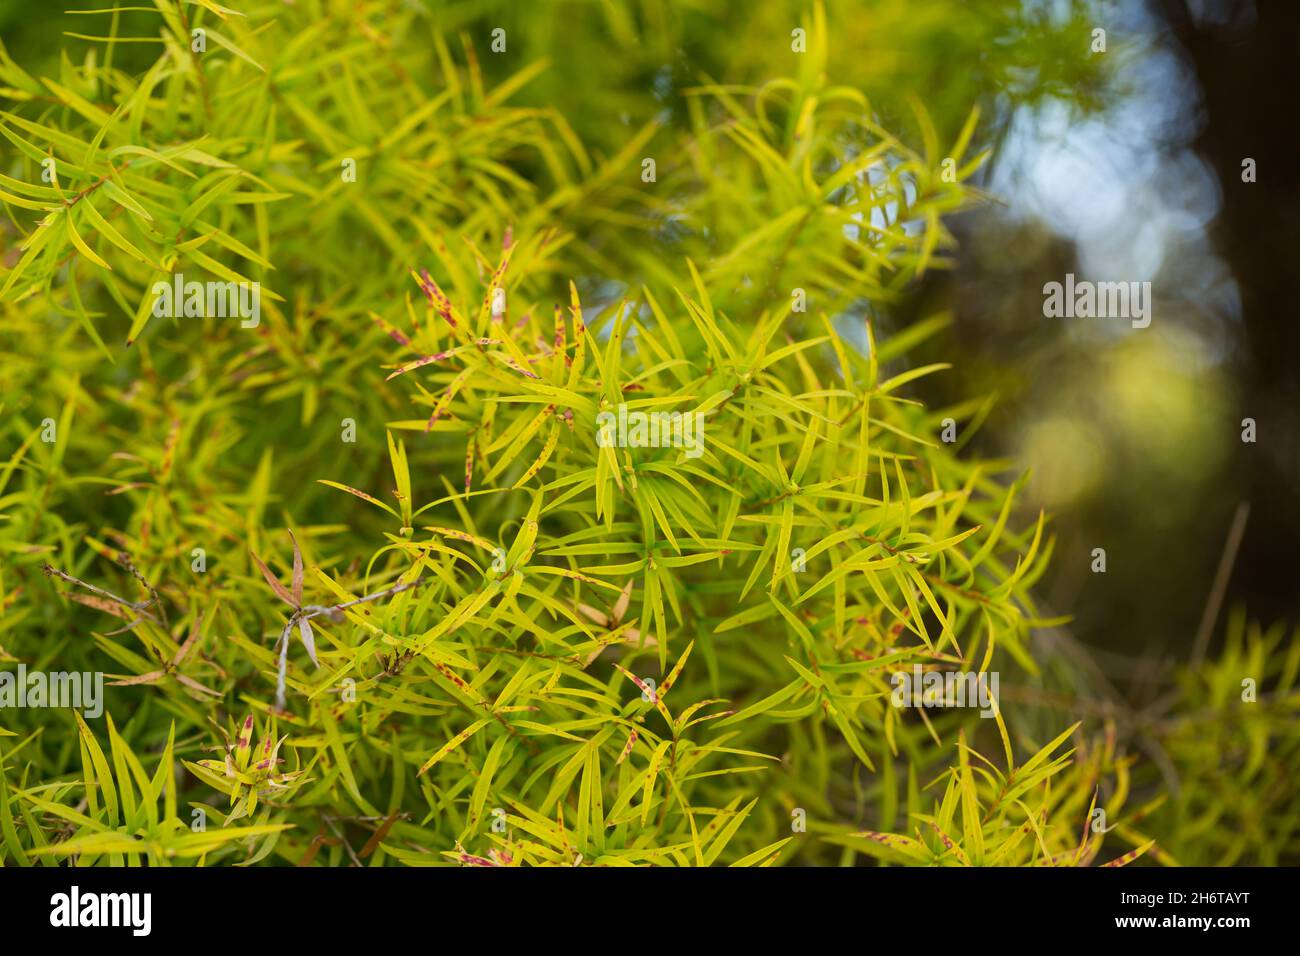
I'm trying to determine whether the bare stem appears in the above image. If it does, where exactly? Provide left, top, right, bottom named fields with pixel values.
left=273, top=577, right=424, bottom=712
left=42, top=561, right=160, bottom=627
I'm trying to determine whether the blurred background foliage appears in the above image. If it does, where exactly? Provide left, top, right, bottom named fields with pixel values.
left=1, top=0, right=1296, bottom=865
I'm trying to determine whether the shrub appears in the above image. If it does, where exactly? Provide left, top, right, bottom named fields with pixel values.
left=0, top=0, right=1289, bottom=867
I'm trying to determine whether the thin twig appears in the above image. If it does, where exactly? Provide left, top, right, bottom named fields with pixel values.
left=321, top=815, right=364, bottom=867
left=1190, top=501, right=1250, bottom=668
left=273, top=577, right=424, bottom=711
left=117, top=553, right=167, bottom=627
left=42, top=561, right=160, bottom=627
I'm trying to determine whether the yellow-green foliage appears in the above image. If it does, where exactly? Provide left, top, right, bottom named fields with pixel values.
left=0, top=0, right=1291, bottom=867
